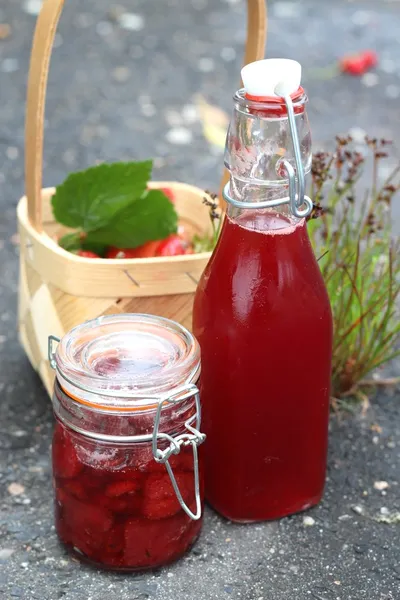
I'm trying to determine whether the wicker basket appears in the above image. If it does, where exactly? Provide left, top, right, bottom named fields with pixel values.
left=17, top=0, right=267, bottom=396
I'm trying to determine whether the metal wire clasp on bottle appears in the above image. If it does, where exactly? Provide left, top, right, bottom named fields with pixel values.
left=223, top=90, right=313, bottom=219
left=48, top=335, right=206, bottom=521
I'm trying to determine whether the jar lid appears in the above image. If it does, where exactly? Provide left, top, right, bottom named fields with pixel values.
left=54, top=314, right=200, bottom=409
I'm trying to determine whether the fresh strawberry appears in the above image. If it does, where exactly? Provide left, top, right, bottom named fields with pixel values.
left=160, top=187, right=175, bottom=204
left=156, top=234, right=188, bottom=257
left=342, top=57, right=365, bottom=76
left=142, top=471, right=193, bottom=519
left=106, top=240, right=160, bottom=259
left=340, top=50, right=378, bottom=76
left=362, top=49, right=378, bottom=69
left=106, top=246, right=132, bottom=259
left=77, top=250, right=101, bottom=258
left=52, top=422, right=83, bottom=479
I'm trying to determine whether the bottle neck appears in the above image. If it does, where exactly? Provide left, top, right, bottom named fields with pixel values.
left=224, top=89, right=312, bottom=226
left=226, top=176, right=300, bottom=227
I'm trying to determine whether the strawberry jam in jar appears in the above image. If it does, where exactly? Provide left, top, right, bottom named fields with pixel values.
left=49, top=314, right=205, bottom=571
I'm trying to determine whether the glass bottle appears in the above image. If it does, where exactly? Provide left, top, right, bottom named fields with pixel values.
left=49, top=314, right=205, bottom=570
left=193, top=59, right=333, bottom=522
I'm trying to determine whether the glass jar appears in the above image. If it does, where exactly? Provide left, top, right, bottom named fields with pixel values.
left=48, top=314, right=205, bottom=571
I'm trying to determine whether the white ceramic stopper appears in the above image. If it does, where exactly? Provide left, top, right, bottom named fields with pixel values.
left=241, top=58, right=302, bottom=98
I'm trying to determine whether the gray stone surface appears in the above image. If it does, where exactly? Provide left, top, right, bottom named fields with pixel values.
left=0, top=0, right=399, bottom=599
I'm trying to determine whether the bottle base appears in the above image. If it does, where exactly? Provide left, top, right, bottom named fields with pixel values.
left=207, top=493, right=324, bottom=523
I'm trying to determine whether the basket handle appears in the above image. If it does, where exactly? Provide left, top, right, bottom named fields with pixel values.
left=25, top=0, right=267, bottom=231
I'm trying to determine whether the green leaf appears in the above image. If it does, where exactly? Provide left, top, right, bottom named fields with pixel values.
left=58, top=232, right=82, bottom=252
left=58, top=232, right=107, bottom=256
left=85, top=190, right=178, bottom=248
left=52, top=160, right=153, bottom=232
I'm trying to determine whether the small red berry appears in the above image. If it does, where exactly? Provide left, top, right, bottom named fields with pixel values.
left=106, top=247, right=127, bottom=259
left=340, top=50, right=378, bottom=76
left=340, top=56, right=364, bottom=76
left=77, top=250, right=101, bottom=258
left=361, top=50, right=378, bottom=69
left=160, top=187, right=175, bottom=204
left=106, top=241, right=160, bottom=259
left=156, top=234, right=188, bottom=257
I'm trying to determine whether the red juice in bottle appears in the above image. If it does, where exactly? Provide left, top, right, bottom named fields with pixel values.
left=193, top=59, right=333, bottom=522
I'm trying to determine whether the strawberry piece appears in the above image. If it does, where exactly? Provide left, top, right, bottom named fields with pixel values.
left=103, top=524, right=125, bottom=556
left=160, top=187, right=175, bottom=204
left=124, top=511, right=192, bottom=568
left=98, top=489, right=143, bottom=515
left=78, top=465, right=109, bottom=490
left=111, top=465, right=146, bottom=481
left=340, top=56, right=365, bottom=76
left=90, top=470, right=143, bottom=515
left=347, top=58, right=365, bottom=76
left=128, top=443, right=165, bottom=474
left=106, top=246, right=132, bottom=259
left=104, top=497, right=129, bottom=513
left=361, top=49, right=378, bottom=69
left=137, top=450, right=166, bottom=474
left=340, top=50, right=378, bottom=76
left=60, top=494, right=114, bottom=555
left=156, top=234, right=188, bottom=257
left=77, top=250, right=100, bottom=258
left=52, top=422, right=83, bottom=479
left=143, top=460, right=167, bottom=474
left=168, top=446, right=195, bottom=472
left=55, top=489, right=112, bottom=556
left=106, top=240, right=160, bottom=259
left=105, top=479, right=140, bottom=497
left=63, top=479, right=88, bottom=501
left=142, top=471, right=193, bottom=519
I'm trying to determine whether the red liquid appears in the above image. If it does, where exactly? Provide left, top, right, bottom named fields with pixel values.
left=193, top=211, right=332, bottom=522
left=52, top=418, right=202, bottom=570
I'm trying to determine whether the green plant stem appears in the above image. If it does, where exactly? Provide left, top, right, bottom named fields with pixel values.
left=308, top=135, right=400, bottom=402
